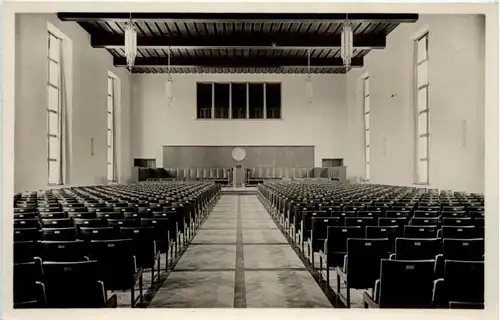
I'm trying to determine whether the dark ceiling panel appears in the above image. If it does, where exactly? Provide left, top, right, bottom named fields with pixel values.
left=62, top=12, right=419, bottom=74
left=114, top=56, right=363, bottom=68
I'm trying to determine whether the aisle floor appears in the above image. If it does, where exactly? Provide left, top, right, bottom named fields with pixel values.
left=148, top=195, right=332, bottom=308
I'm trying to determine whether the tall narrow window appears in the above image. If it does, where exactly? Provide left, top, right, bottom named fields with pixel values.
left=214, top=83, right=230, bottom=119
left=265, top=83, right=281, bottom=119
left=107, top=75, right=115, bottom=182
left=47, top=31, right=62, bottom=185
left=363, top=76, right=370, bottom=181
left=231, top=83, right=247, bottom=119
left=248, top=83, right=264, bottom=119
left=197, top=83, right=213, bottom=119
left=415, top=33, right=429, bottom=184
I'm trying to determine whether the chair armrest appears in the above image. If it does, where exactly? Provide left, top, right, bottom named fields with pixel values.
left=374, top=279, right=381, bottom=303
left=432, top=278, right=445, bottom=307
left=363, top=290, right=380, bottom=308
left=343, top=254, right=348, bottom=271
left=389, top=253, right=396, bottom=260
left=134, top=267, right=144, bottom=285
left=133, top=255, right=138, bottom=273
left=33, top=256, right=43, bottom=268
left=84, top=255, right=91, bottom=261
left=336, top=266, right=347, bottom=282
left=35, top=281, right=48, bottom=306
left=98, top=280, right=108, bottom=302
left=434, top=254, right=444, bottom=275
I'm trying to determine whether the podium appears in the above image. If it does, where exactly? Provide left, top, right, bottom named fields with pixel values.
left=233, top=164, right=245, bottom=188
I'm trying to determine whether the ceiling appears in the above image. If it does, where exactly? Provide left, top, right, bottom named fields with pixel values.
left=58, top=13, right=419, bottom=74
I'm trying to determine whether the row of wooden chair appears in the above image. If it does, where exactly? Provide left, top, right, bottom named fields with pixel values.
left=13, top=182, right=221, bottom=308
left=257, top=181, right=485, bottom=309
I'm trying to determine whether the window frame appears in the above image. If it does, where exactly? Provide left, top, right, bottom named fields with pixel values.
left=107, top=75, right=116, bottom=182
left=196, top=81, right=282, bottom=120
left=414, top=32, right=430, bottom=185
left=47, top=31, right=63, bottom=186
left=362, top=75, right=370, bottom=181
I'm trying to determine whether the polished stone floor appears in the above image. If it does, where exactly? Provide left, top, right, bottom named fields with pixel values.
left=147, top=195, right=332, bottom=308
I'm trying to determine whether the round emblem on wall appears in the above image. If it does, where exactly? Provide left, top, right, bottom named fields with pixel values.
left=232, top=147, right=246, bottom=162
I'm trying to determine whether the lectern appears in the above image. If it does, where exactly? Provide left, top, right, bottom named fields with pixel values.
left=231, top=147, right=247, bottom=188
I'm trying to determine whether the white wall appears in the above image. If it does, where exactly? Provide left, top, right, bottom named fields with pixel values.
left=132, top=74, right=347, bottom=168
left=14, top=14, right=132, bottom=192
left=346, top=14, right=485, bottom=193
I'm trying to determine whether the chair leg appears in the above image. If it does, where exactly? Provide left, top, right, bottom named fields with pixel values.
left=346, top=280, right=350, bottom=308
left=131, top=286, right=135, bottom=308
left=139, top=273, right=144, bottom=304
left=336, top=272, right=340, bottom=305
left=326, top=256, right=330, bottom=288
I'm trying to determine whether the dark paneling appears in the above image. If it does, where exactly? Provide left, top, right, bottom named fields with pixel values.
left=162, top=146, right=314, bottom=168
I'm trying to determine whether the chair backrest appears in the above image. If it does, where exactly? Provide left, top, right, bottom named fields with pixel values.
left=441, top=226, right=476, bottom=239
left=395, top=238, right=441, bottom=260
left=39, top=212, right=67, bottom=219
left=326, top=226, right=365, bottom=254
left=385, top=210, right=412, bottom=218
left=366, top=226, right=400, bottom=250
left=404, top=225, right=438, bottom=238
left=41, top=227, right=77, bottom=241
left=443, top=260, right=484, bottom=304
left=442, top=217, right=473, bottom=226
left=39, top=240, right=86, bottom=262
left=379, top=217, right=408, bottom=227
left=345, top=238, right=391, bottom=289
left=89, top=239, right=136, bottom=290
left=410, top=217, right=440, bottom=226
left=78, top=227, right=117, bottom=241
left=14, top=218, right=40, bottom=229
left=357, top=211, right=384, bottom=218
left=378, top=259, right=435, bottom=308
left=311, top=217, right=341, bottom=240
left=345, top=217, right=376, bottom=227
left=14, top=261, right=44, bottom=305
left=14, top=241, right=39, bottom=263
left=413, top=210, right=440, bottom=218
left=473, top=217, right=484, bottom=227
left=14, top=227, right=40, bottom=242
left=40, top=218, right=73, bottom=228
left=73, top=218, right=107, bottom=229
left=441, top=211, right=468, bottom=218
left=42, top=260, right=106, bottom=308
left=443, top=238, right=484, bottom=261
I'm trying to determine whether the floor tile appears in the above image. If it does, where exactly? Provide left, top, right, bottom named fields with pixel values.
left=242, top=229, right=287, bottom=243
left=148, top=271, right=235, bottom=308
left=191, top=229, right=237, bottom=244
left=245, top=270, right=332, bottom=308
left=243, top=244, right=305, bottom=269
left=175, top=245, right=236, bottom=270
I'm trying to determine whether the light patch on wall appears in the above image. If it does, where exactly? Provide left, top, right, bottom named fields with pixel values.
left=462, top=120, right=467, bottom=147
left=165, top=78, right=173, bottom=107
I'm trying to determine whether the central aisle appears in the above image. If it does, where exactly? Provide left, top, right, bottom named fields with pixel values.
left=148, top=195, right=332, bottom=308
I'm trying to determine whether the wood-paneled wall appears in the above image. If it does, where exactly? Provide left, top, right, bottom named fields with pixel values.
left=162, top=146, right=315, bottom=168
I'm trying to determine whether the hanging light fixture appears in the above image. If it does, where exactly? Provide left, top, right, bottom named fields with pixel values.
left=124, top=14, right=137, bottom=70
left=305, top=47, right=313, bottom=107
left=340, top=14, right=354, bottom=71
left=166, top=47, right=173, bottom=107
